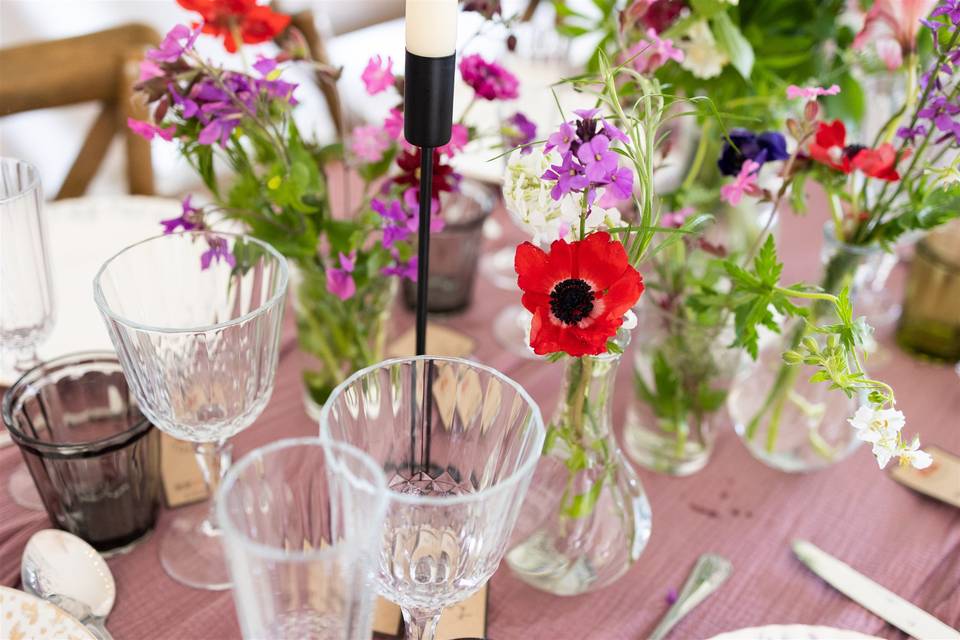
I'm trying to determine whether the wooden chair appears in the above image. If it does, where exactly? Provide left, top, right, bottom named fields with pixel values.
left=0, top=23, right=160, bottom=199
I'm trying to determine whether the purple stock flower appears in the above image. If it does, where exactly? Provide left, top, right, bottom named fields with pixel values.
left=147, top=24, right=199, bottom=63
left=504, top=111, right=537, bottom=153
left=200, top=237, right=236, bottom=270
left=545, top=122, right=576, bottom=155
left=602, top=166, right=634, bottom=202
left=127, top=118, right=175, bottom=141
left=931, top=0, right=960, bottom=25
left=326, top=251, right=357, bottom=300
left=896, top=124, right=928, bottom=143
left=253, top=56, right=278, bottom=77
left=602, top=120, right=629, bottom=144
left=383, top=254, right=418, bottom=281
left=573, top=108, right=600, bottom=120
left=543, top=154, right=589, bottom=200
left=161, top=195, right=204, bottom=233
left=577, top=135, right=619, bottom=182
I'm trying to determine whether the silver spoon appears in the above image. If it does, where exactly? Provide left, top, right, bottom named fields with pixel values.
left=649, top=553, right=733, bottom=640
left=21, top=529, right=116, bottom=640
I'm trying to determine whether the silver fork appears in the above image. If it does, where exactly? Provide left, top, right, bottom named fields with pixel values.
left=649, top=554, right=733, bottom=640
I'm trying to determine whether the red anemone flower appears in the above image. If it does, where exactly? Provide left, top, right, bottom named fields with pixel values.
left=177, top=0, right=290, bottom=53
left=851, top=143, right=903, bottom=182
left=515, top=232, right=644, bottom=357
left=808, top=120, right=855, bottom=173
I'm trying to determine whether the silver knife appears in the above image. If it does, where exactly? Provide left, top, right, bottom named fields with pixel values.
left=793, top=539, right=960, bottom=640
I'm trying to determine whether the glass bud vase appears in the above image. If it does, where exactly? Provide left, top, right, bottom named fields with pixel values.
left=292, top=263, right=396, bottom=419
left=506, top=330, right=652, bottom=596
left=728, top=225, right=887, bottom=472
left=623, top=305, right=741, bottom=476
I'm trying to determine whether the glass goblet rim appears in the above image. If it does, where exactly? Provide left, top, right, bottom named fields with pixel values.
left=1, top=350, right=153, bottom=458
left=92, top=230, right=289, bottom=336
left=215, top=436, right=390, bottom=564
left=319, top=355, right=546, bottom=508
left=0, top=156, right=41, bottom=204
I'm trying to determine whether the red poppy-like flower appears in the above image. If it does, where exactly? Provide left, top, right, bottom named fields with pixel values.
left=394, top=148, right=459, bottom=199
left=515, top=232, right=644, bottom=357
left=177, top=0, right=290, bottom=53
left=851, top=143, right=903, bottom=182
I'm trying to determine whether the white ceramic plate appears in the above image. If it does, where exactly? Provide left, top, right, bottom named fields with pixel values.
left=709, top=625, right=881, bottom=640
left=22, top=529, right=116, bottom=619
left=0, top=585, right=95, bottom=640
left=1, top=195, right=179, bottom=385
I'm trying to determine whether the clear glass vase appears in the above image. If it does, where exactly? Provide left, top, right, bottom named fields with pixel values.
left=292, top=264, right=396, bottom=419
left=623, top=305, right=741, bottom=476
left=506, top=330, right=652, bottom=596
left=728, top=226, right=888, bottom=472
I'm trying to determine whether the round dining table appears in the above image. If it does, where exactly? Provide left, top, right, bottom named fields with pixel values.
left=1, top=192, right=957, bottom=640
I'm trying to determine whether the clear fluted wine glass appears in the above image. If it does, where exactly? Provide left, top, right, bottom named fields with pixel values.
left=94, top=231, right=288, bottom=590
left=217, top=437, right=389, bottom=640
left=320, top=357, right=545, bottom=640
left=0, top=157, right=54, bottom=511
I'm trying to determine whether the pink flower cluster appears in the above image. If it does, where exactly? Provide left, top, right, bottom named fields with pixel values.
left=459, top=54, right=519, bottom=101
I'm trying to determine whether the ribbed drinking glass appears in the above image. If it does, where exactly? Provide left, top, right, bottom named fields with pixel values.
left=320, top=357, right=545, bottom=640
left=217, top=437, right=389, bottom=640
left=93, top=231, right=288, bottom=590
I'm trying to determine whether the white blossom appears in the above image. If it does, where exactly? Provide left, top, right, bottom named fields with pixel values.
left=678, top=21, right=729, bottom=80
left=502, top=149, right=580, bottom=246
left=897, top=435, right=933, bottom=470
left=848, top=404, right=904, bottom=445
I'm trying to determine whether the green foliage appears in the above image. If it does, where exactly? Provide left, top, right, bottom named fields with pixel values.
left=868, top=183, right=960, bottom=245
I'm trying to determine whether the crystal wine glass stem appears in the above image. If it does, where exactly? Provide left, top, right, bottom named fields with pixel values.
left=194, top=440, right=232, bottom=529
left=13, top=345, right=39, bottom=373
left=402, top=607, right=442, bottom=640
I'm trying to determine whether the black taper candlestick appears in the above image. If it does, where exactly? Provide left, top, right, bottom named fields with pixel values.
left=404, top=50, right=455, bottom=356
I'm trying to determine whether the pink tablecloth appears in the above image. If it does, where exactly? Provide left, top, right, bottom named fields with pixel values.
left=2, top=200, right=958, bottom=640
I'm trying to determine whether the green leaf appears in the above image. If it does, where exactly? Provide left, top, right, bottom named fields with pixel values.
left=562, top=475, right=606, bottom=519
left=712, top=13, right=755, bottom=80
left=690, top=0, right=728, bottom=18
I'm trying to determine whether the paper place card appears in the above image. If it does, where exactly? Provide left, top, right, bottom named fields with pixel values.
left=373, top=584, right=488, bottom=639
left=386, top=324, right=476, bottom=359
left=160, top=432, right=208, bottom=508
left=889, top=445, right=960, bottom=508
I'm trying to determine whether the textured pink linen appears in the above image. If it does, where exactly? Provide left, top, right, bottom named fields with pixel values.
left=1, top=193, right=958, bottom=640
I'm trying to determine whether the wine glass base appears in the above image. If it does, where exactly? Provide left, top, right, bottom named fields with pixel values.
left=159, top=502, right=231, bottom=591
left=10, top=464, right=45, bottom=511
left=480, top=247, right=519, bottom=290
left=493, top=306, right=541, bottom=361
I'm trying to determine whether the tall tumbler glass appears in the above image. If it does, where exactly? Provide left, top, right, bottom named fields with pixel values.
left=94, top=231, right=288, bottom=590
left=217, top=437, right=389, bottom=640
left=0, top=157, right=55, bottom=510
left=320, top=357, right=545, bottom=640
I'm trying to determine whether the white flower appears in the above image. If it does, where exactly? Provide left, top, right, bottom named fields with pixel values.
left=581, top=205, right=624, bottom=239
left=678, top=21, right=729, bottom=79
left=848, top=405, right=904, bottom=445
left=897, top=435, right=933, bottom=470
left=621, top=309, right=638, bottom=331
left=871, top=438, right=898, bottom=469
left=502, top=149, right=580, bottom=246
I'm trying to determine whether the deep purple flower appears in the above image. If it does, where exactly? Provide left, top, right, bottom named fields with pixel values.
left=543, top=154, right=589, bottom=200
left=504, top=111, right=537, bottom=153
left=147, top=24, right=199, bottom=63
left=602, top=120, right=630, bottom=144
left=896, top=124, right=928, bottom=142
left=372, top=198, right=406, bottom=224
left=459, top=54, right=519, bottom=101
left=545, top=122, right=576, bottom=155
left=170, top=85, right=199, bottom=118
left=253, top=56, right=278, bottom=77
left=574, top=108, right=600, bottom=120
left=576, top=135, right=618, bottom=182
left=161, top=195, right=204, bottom=233
left=931, top=0, right=960, bottom=25
left=200, top=237, right=236, bottom=270
left=717, top=129, right=789, bottom=176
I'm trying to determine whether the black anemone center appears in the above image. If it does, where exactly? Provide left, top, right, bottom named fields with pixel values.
left=550, top=278, right=595, bottom=325
left=843, top=144, right=867, bottom=160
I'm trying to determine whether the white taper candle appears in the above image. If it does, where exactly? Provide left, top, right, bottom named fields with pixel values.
left=405, top=0, right=458, bottom=58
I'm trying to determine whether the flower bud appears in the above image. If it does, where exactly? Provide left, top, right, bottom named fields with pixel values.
left=804, top=99, right=819, bottom=122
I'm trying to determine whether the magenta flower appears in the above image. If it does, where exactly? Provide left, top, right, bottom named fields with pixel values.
left=383, top=255, right=418, bottom=281
left=127, top=117, right=175, bottom=141
left=326, top=251, right=357, bottom=300
left=545, top=122, right=576, bottom=155
left=161, top=195, right=204, bottom=233
left=200, top=237, right=236, bottom=270
left=543, top=154, right=589, bottom=200
left=720, top=159, right=761, bottom=206
left=361, top=55, right=394, bottom=95
left=786, top=84, right=841, bottom=100
left=384, top=108, right=404, bottom=140
left=576, top=135, right=618, bottom=182
left=147, top=24, right=199, bottom=63
left=504, top=111, right=537, bottom=153
left=459, top=54, right=519, bottom=101
left=438, top=123, right=469, bottom=157
left=350, top=124, right=391, bottom=163
left=661, top=206, right=694, bottom=228
left=602, top=120, right=630, bottom=144
left=622, top=28, right=684, bottom=74
left=253, top=56, right=278, bottom=77
left=138, top=60, right=164, bottom=82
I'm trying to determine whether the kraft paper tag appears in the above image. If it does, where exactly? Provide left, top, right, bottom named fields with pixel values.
left=386, top=324, right=476, bottom=359
left=160, top=432, right=208, bottom=508
left=889, top=445, right=960, bottom=508
left=373, top=584, right=488, bottom=639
